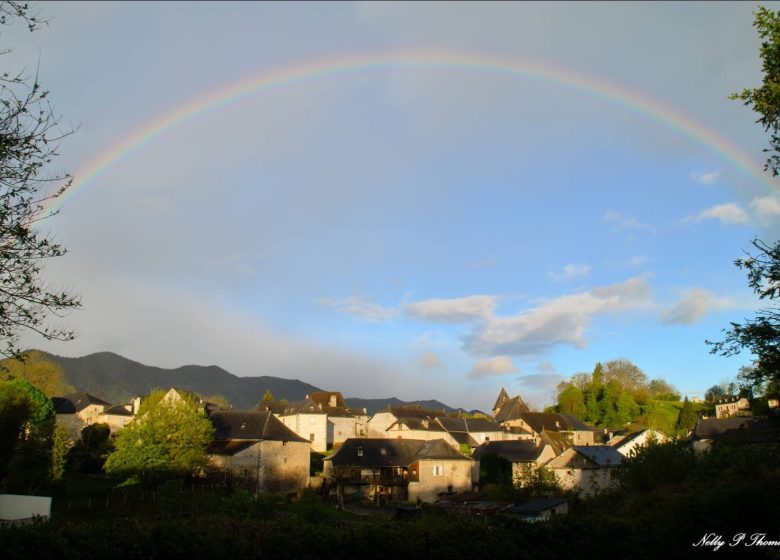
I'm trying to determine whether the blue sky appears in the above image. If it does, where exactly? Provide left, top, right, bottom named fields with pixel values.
left=9, top=2, right=780, bottom=410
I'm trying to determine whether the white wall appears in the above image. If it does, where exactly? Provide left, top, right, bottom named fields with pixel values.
left=0, top=495, right=51, bottom=521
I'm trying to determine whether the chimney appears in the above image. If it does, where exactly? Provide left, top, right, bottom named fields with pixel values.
left=132, top=396, right=141, bottom=415
left=330, top=395, right=337, bottom=407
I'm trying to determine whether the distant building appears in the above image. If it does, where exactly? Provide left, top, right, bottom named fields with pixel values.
left=98, top=398, right=140, bottom=433
left=546, top=446, right=623, bottom=496
left=261, top=391, right=368, bottom=452
left=608, top=428, right=669, bottom=457
left=323, top=438, right=472, bottom=504
left=689, top=417, right=779, bottom=454
left=207, top=411, right=310, bottom=492
left=472, top=437, right=559, bottom=487
left=715, top=397, right=751, bottom=419
left=52, top=392, right=112, bottom=438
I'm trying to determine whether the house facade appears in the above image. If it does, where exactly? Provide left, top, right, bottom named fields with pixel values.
left=608, top=428, right=669, bottom=457
left=546, top=446, right=623, bottom=496
left=52, top=392, right=113, bottom=439
left=715, top=397, right=751, bottom=419
left=323, top=438, right=472, bottom=504
left=208, top=411, right=310, bottom=492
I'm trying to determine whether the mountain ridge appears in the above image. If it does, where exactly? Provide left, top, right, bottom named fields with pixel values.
left=33, top=350, right=460, bottom=414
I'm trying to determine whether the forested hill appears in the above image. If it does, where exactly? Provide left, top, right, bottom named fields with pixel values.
left=345, top=397, right=461, bottom=416
left=25, top=350, right=462, bottom=414
left=36, top=351, right=322, bottom=410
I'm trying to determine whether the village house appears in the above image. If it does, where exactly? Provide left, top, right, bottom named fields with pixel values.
left=323, top=438, right=472, bottom=504
left=472, top=437, right=559, bottom=487
left=52, top=392, right=112, bottom=438
left=608, top=428, right=669, bottom=457
left=492, top=388, right=532, bottom=426
left=207, top=410, right=310, bottom=493
left=510, top=412, right=601, bottom=445
left=714, top=397, right=752, bottom=419
left=260, top=391, right=367, bottom=452
left=546, top=446, right=623, bottom=496
left=98, top=397, right=141, bottom=433
left=367, top=405, right=514, bottom=452
left=689, top=417, right=780, bottom=454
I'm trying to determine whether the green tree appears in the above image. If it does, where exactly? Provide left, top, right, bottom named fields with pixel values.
left=262, top=389, right=275, bottom=402
left=0, top=2, right=80, bottom=359
left=557, top=384, right=586, bottom=418
left=676, top=397, right=697, bottom=436
left=66, top=422, right=112, bottom=474
left=0, top=350, right=73, bottom=396
left=731, top=6, right=780, bottom=176
left=0, top=378, right=56, bottom=491
left=104, top=389, right=214, bottom=480
left=707, top=238, right=780, bottom=392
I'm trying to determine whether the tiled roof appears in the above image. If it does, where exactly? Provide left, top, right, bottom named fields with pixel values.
left=309, top=391, right=346, bottom=408
left=325, top=438, right=471, bottom=467
left=472, top=440, right=545, bottom=462
left=53, top=392, right=111, bottom=413
left=492, top=388, right=510, bottom=412
left=571, top=446, right=623, bottom=467
left=100, top=405, right=133, bottom=417
left=493, top=396, right=531, bottom=422
left=516, top=413, right=595, bottom=434
left=504, top=497, right=568, bottom=514
left=209, top=411, right=309, bottom=443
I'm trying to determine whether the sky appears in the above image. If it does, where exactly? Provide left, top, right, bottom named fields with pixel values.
left=7, top=1, right=780, bottom=411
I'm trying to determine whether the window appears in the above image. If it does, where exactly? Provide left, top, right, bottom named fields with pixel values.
left=284, top=458, right=288, bottom=464
left=310, top=433, right=315, bottom=442
left=357, top=447, right=364, bottom=457
left=433, top=465, right=443, bottom=476
left=380, top=448, right=387, bottom=455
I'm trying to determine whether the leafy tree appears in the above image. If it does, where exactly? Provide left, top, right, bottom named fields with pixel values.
left=557, top=384, right=586, bottom=418
left=707, top=238, right=780, bottom=392
left=262, top=389, right=275, bottom=402
left=0, top=378, right=56, bottom=491
left=676, top=397, right=697, bottom=436
left=104, top=389, right=214, bottom=480
left=0, top=350, right=72, bottom=395
left=704, top=384, right=726, bottom=402
left=648, top=379, right=680, bottom=401
left=204, top=394, right=230, bottom=409
left=0, top=1, right=80, bottom=359
left=731, top=6, right=780, bottom=176
left=66, top=422, right=112, bottom=474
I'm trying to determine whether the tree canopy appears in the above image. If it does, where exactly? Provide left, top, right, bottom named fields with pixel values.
left=0, top=1, right=80, bottom=359
left=104, top=389, right=214, bottom=480
left=0, top=350, right=72, bottom=395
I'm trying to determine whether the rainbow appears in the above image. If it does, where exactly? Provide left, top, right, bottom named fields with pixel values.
left=42, top=49, right=778, bottom=217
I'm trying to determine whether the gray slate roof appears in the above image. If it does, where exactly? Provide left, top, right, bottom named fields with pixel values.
left=53, top=392, right=111, bottom=414
left=493, top=396, right=531, bottom=423
left=472, top=440, right=545, bottom=462
left=100, top=404, right=133, bottom=417
left=325, top=438, right=471, bottom=467
left=504, top=497, right=568, bottom=514
left=571, top=445, right=623, bottom=467
left=518, top=413, right=595, bottom=434
left=209, top=411, right=309, bottom=443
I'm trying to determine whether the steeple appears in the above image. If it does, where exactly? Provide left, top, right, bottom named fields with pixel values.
left=492, top=387, right=510, bottom=416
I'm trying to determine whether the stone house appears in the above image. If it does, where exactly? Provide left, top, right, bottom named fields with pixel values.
left=715, top=397, right=752, bottom=419
left=508, top=412, right=600, bottom=445
left=52, top=392, right=112, bottom=439
left=491, top=388, right=531, bottom=425
left=546, top=446, right=623, bottom=496
left=608, top=428, right=669, bottom=457
left=97, top=398, right=140, bottom=433
left=207, top=411, right=310, bottom=493
left=323, top=438, right=472, bottom=504
left=689, top=417, right=779, bottom=454
left=366, top=405, right=451, bottom=438
left=471, top=437, right=559, bottom=487
left=260, top=391, right=367, bottom=452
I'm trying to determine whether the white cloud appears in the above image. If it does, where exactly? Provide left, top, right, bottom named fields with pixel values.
left=661, top=288, right=739, bottom=325
left=547, top=263, right=591, bottom=282
left=687, top=203, right=750, bottom=226
left=463, top=275, right=653, bottom=356
left=628, top=255, right=648, bottom=268
left=750, top=195, right=780, bottom=220
left=467, top=355, right=517, bottom=379
left=689, top=170, right=720, bottom=185
left=418, top=351, right=444, bottom=370
left=604, top=210, right=652, bottom=232
left=403, top=295, right=496, bottom=323
left=316, top=296, right=398, bottom=322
